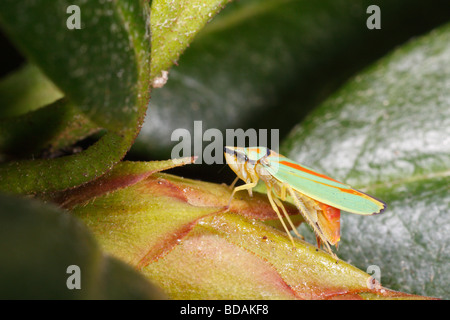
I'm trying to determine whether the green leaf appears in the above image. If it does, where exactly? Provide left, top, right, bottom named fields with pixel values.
left=150, top=0, right=231, bottom=81
left=0, top=0, right=143, bottom=130
left=0, top=192, right=165, bottom=299
left=0, top=0, right=152, bottom=193
left=0, top=98, right=99, bottom=158
left=0, top=64, right=63, bottom=118
left=0, top=0, right=234, bottom=194
left=281, top=22, right=450, bottom=299
left=133, top=0, right=450, bottom=158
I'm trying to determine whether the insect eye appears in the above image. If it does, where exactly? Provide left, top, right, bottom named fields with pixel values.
left=244, top=155, right=249, bottom=162
left=266, top=148, right=271, bottom=156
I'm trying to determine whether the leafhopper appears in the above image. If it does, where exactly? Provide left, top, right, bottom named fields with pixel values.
left=224, top=146, right=386, bottom=258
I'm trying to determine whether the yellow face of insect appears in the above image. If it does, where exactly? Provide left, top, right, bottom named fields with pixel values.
left=224, top=147, right=248, bottom=182
left=224, top=146, right=276, bottom=183
left=225, top=146, right=268, bottom=183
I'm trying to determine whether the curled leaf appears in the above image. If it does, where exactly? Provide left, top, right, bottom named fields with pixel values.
left=0, top=0, right=151, bottom=193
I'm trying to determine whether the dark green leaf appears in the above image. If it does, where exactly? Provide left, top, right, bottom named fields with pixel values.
left=0, top=0, right=142, bottom=129
left=0, top=0, right=152, bottom=193
left=0, top=98, right=99, bottom=158
left=282, top=22, right=450, bottom=299
left=0, top=192, right=165, bottom=299
left=0, top=0, right=233, bottom=193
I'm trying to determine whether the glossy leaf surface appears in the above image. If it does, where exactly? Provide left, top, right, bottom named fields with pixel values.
left=282, top=22, right=450, bottom=299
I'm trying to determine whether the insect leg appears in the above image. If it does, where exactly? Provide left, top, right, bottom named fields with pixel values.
left=286, top=185, right=336, bottom=258
left=272, top=196, right=305, bottom=240
left=279, top=183, right=287, bottom=201
left=266, top=187, right=296, bottom=246
left=227, top=181, right=258, bottom=208
left=228, top=176, right=240, bottom=190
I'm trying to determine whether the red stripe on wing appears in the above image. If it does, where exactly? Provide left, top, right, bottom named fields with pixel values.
left=279, top=160, right=342, bottom=184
